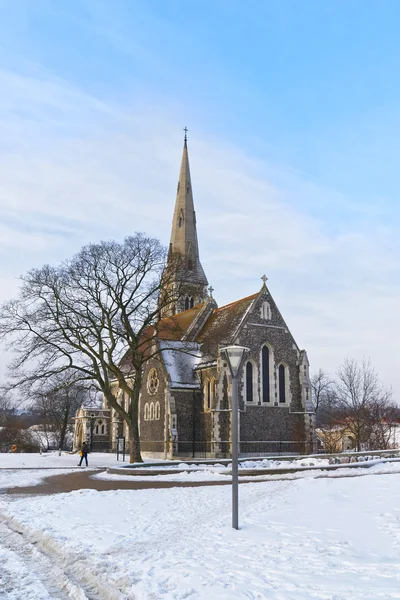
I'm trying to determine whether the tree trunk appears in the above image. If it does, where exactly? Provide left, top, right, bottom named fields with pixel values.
left=129, top=387, right=142, bottom=463
left=58, top=406, right=69, bottom=454
left=129, top=423, right=142, bottom=463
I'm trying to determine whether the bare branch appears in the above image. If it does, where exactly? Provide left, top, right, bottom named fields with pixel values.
left=0, top=234, right=183, bottom=463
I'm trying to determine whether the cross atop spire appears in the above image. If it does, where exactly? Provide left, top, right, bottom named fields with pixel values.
left=261, top=274, right=268, bottom=285
left=183, top=126, right=188, bottom=144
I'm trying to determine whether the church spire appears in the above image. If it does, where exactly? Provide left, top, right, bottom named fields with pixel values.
left=164, top=132, right=208, bottom=316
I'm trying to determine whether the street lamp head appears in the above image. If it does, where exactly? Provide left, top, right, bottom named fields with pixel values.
left=221, top=345, right=250, bottom=378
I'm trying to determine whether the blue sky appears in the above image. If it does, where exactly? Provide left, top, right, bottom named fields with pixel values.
left=0, top=0, right=399, bottom=394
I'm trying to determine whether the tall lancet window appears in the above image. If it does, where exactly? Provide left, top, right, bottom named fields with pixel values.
left=246, top=362, right=253, bottom=403
left=262, top=346, right=270, bottom=403
left=179, top=209, right=184, bottom=228
left=279, top=365, right=286, bottom=403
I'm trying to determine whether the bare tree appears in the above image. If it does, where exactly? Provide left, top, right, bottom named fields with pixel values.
left=29, top=373, right=89, bottom=453
left=313, top=384, right=345, bottom=453
left=319, top=426, right=345, bottom=454
left=336, top=357, right=392, bottom=451
left=0, top=234, right=181, bottom=462
left=364, top=398, right=399, bottom=450
left=0, top=394, right=15, bottom=427
left=310, top=369, right=335, bottom=422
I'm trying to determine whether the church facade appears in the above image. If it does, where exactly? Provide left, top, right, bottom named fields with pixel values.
left=74, top=135, right=315, bottom=458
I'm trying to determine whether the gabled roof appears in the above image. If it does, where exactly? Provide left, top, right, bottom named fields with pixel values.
left=119, top=293, right=260, bottom=374
left=155, top=303, right=205, bottom=340
left=196, top=293, right=258, bottom=357
left=118, top=303, right=205, bottom=374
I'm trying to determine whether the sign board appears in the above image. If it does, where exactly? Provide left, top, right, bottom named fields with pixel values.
left=116, top=437, right=126, bottom=462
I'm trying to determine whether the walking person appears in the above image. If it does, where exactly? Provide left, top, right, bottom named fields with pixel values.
left=78, top=441, right=89, bottom=467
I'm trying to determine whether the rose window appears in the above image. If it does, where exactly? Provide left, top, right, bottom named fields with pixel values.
left=148, top=368, right=159, bottom=395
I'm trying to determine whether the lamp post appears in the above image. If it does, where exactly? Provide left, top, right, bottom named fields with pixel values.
left=221, top=345, right=249, bottom=530
left=90, top=413, right=95, bottom=452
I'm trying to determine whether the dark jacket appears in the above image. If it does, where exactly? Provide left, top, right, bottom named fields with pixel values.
left=81, top=445, right=89, bottom=456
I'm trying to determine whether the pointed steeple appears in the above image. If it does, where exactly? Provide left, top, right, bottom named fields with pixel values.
left=169, top=134, right=207, bottom=284
left=163, top=132, right=208, bottom=316
left=169, top=133, right=208, bottom=285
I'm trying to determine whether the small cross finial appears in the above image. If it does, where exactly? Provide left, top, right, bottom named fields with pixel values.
left=183, top=126, right=188, bottom=142
left=261, top=274, right=268, bottom=285
left=208, top=285, right=214, bottom=297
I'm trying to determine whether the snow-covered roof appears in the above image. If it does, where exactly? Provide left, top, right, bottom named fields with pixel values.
left=159, top=340, right=201, bottom=389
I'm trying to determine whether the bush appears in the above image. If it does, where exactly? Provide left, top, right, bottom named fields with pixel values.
left=0, top=427, right=41, bottom=453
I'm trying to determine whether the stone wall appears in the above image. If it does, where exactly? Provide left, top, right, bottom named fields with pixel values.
left=139, top=357, right=168, bottom=455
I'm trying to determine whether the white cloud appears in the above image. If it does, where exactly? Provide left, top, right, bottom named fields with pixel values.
left=0, top=66, right=399, bottom=396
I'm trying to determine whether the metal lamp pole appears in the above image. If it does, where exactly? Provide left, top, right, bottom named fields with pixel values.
left=90, top=414, right=94, bottom=452
left=231, top=372, right=239, bottom=530
left=221, top=345, right=249, bottom=530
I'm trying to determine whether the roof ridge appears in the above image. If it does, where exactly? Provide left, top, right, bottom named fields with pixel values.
left=161, top=302, right=205, bottom=320
left=214, top=293, right=258, bottom=312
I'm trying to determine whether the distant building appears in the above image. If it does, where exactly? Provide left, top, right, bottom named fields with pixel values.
left=74, top=135, right=315, bottom=457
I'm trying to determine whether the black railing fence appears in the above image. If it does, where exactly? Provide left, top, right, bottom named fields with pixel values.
left=137, top=439, right=308, bottom=458
left=90, top=439, right=112, bottom=452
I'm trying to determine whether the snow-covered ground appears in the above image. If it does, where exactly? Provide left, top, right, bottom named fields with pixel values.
left=93, top=457, right=400, bottom=483
left=0, top=451, right=123, bottom=469
left=0, top=452, right=124, bottom=489
left=1, top=468, right=400, bottom=598
left=92, top=468, right=232, bottom=482
left=126, top=457, right=332, bottom=470
left=2, top=451, right=398, bottom=471
left=0, top=468, right=81, bottom=489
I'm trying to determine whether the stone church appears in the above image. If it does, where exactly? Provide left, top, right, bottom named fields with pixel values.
left=74, top=135, right=315, bottom=458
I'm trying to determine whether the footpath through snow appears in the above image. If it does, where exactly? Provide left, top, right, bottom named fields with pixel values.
left=1, top=469, right=400, bottom=599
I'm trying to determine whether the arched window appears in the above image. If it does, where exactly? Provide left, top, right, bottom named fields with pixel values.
left=246, top=362, right=253, bottom=402
left=94, top=419, right=106, bottom=435
left=262, top=346, right=270, bottom=403
left=185, top=296, right=190, bottom=311
left=95, top=419, right=106, bottom=435
left=279, top=364, right=286, bottom=403
left=261, top=301, right=271, bottom=320
left=190, top=297, right=194, bottom=308
left=150, top=402, right=155, bottom=420
left=178, top=209, right=184, bottom=228
left=188, top=259, right=193, bottom=271
left=144, top=403, right=149, bottom=421
left=155, top=401, right=160, bottom=420
left=204, top=379, right=211, bottom=411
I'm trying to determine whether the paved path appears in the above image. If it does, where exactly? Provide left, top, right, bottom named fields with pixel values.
left=5, top=469, right=236, bottom=495
left=4, top=465, right=399, bottom=496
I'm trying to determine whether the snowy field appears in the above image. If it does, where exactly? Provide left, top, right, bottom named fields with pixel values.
left=0, top=451, right=124, bottom=469
left=1, top=468, right=400, bottom=598
left=0, top=452, right=122, bottom=488
left=0, top=452, right=330, bottom=470
left=0, top=468, right=82, bottom=489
